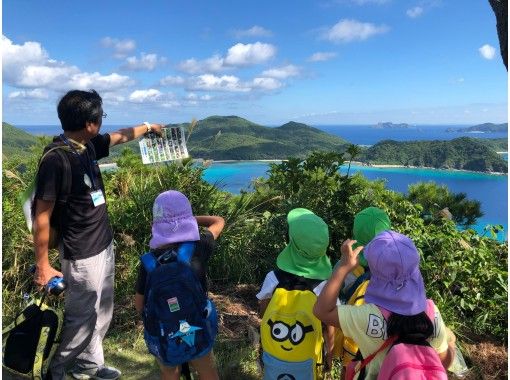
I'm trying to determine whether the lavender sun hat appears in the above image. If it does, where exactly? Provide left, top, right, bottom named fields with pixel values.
left=364, top=230, right=427, bottom=316
left=149, top=190, right=200, bottom=249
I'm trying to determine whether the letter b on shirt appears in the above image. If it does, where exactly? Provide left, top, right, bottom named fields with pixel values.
left=366, top=314, right=387, bottom=339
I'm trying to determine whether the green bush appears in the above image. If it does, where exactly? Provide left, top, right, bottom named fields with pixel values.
left=2, top=149, right=507, bottom=342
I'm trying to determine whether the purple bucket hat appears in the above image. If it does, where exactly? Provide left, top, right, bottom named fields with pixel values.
left=364, top=230, right=427, bottom=316
left=149, top=190, right=200, bottom=249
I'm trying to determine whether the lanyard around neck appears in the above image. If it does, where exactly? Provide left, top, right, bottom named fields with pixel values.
left=59, top=134, right=97, bottom=190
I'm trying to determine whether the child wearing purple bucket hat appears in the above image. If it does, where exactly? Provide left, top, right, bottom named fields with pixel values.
left=134, top=190, right=225, bottom=380
left=314, top=230, right=457, bottom=379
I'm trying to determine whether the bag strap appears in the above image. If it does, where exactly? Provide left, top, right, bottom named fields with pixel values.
left=140, top=242, right=197, bottom=274
left=353, top=335, right=398, bottom=376
left=340, top=271, right=371, bottom=303
left=30, top=144, right=72, bottom=215
left=273, top=268, right=322, bottom=292
left=52, top=148, right=72, bottom=203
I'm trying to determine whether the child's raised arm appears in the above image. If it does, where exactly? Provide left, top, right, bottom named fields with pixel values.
left=195, top=216, right=225, bottom=240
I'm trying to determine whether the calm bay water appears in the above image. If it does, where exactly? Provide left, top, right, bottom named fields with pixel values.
left=203, top=161, right=508, bottom=241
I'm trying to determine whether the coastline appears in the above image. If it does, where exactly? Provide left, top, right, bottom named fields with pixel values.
left=362, top=163, right=507, bottom=176
left=200, top=159, right=508, bottom=176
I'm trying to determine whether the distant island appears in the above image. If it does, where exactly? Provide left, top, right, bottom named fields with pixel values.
left=373, top=122, right=412, bottom=129
left=2, top=118, right=507, bottom=173
left=446, top=123, right=508, bottom=133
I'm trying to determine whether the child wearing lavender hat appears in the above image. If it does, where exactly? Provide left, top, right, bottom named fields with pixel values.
left=314, top=231, right=457, bottom=379
left=134, top=190, right=224, bottom=380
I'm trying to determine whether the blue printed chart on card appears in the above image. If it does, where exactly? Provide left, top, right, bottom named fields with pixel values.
left=138, top=127, right=189, bottom=164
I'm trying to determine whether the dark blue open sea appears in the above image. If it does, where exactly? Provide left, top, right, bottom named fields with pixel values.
left=15, top=124, right=509, bottom=241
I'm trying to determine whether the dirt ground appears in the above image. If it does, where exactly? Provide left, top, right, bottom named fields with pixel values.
left=209, top=284, right=508, bottom=380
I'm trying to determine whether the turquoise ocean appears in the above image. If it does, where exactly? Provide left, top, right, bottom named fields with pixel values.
left=16, top=124, right=509, bottom=241
left=203, top=161, right=508, bottom=241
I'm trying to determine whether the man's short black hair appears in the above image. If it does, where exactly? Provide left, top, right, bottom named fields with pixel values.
left=57, top=89, right=103, bottom=131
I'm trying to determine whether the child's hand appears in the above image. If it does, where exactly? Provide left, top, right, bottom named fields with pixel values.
left=338, top=239, right=364, bottom=271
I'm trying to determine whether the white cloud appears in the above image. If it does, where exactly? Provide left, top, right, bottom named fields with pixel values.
left=308, top=52, right=337, bottom=62
left=224, top=42, right=276, bottom=66
left=322, top=19, right=389, bottom=43
left=251, top=77, right=282, bottom=90
left=129, top=89, right=164, bottom=103
left=101, top=93, right=126, bottom=105
left=161, top=100, right=181, bottom=108
left=262, top=65, right=300, bottom=79
left=3, top=35, right=133, bottom=92
left=122, top=53, right=167, bottom=71
left=187, top=74, right=282, bottom=93
left=406, top=6, right=424, bottom=18
left=178, top=55, right=225, bottom=74
left=479, top=44, right=496, bottom=60
left=8, top=89, right=49, bottom=99
left=101, top=37, right=136, bottom=58
left=160, top=75, right=185, bottom=86
left=233, top=26, right=272, bottom=39
left=176, top=42, right=276, bottom=74
left=189, top=74, right=249, bottom=92
left=68, top=72, right=133, bottom=91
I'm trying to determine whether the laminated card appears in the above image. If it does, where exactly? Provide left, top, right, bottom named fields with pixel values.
left=139, top=127, right=189, bottom=164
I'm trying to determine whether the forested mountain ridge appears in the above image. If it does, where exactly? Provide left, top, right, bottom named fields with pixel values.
left=170, top=116, right=349, bottom=160
left=2, top=119, right=507, bottom=172
left=361, top=137, right=507, bottom=172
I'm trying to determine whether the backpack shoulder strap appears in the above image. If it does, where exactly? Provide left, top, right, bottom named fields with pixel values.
left=52, top=148, right=72, bottom=202
left=273, top=269, right=321, bottom=292
left=354, top=335, right=398, bottom=376
left=341, top=270, right=371, bottom=303
left=140, top=252, right=158, bottom=274
left=176, top=242, right=196, bottom=265
left=425, top=299, right=436, bottom=321
left=33, top=307, right=63, bottom=379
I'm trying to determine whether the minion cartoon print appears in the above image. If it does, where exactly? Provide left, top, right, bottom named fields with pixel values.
left=261, top=288, right=323, bottom=363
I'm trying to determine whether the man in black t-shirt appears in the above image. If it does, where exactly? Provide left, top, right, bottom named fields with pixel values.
left=33, top=89, right=164, bottom=380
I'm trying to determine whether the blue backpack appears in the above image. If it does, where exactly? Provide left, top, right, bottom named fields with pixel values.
left=141, top=242, right=218, bottom=367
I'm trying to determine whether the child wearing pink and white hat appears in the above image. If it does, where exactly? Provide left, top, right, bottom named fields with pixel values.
left=314, top=231, right=457, bottom=380
left=134, top=190, right=224, bottom=380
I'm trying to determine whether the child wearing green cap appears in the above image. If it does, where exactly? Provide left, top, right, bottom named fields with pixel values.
left=257, top=208, right=337, bottom=378
left=334, top=207, right=392, bottom=371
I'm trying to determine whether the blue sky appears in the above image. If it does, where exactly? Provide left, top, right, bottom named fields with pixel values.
left=2, top=0, right=507, bottom=126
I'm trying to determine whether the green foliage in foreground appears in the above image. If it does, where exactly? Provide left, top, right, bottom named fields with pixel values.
left=2, top=150, right=508, bottom=344
left=407, top=182, right=483, bottom=227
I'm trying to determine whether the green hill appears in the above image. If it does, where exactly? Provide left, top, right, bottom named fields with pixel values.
left=362, top=137, right=508, bottom=172
left=3, top=120, right=507, bottom=172
left=171, top=116, right=349, bottom=160
left=2, top=122, right=39, bottom=158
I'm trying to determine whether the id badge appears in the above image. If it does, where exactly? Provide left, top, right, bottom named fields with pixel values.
left=90, top=190, right=105, bottom=207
